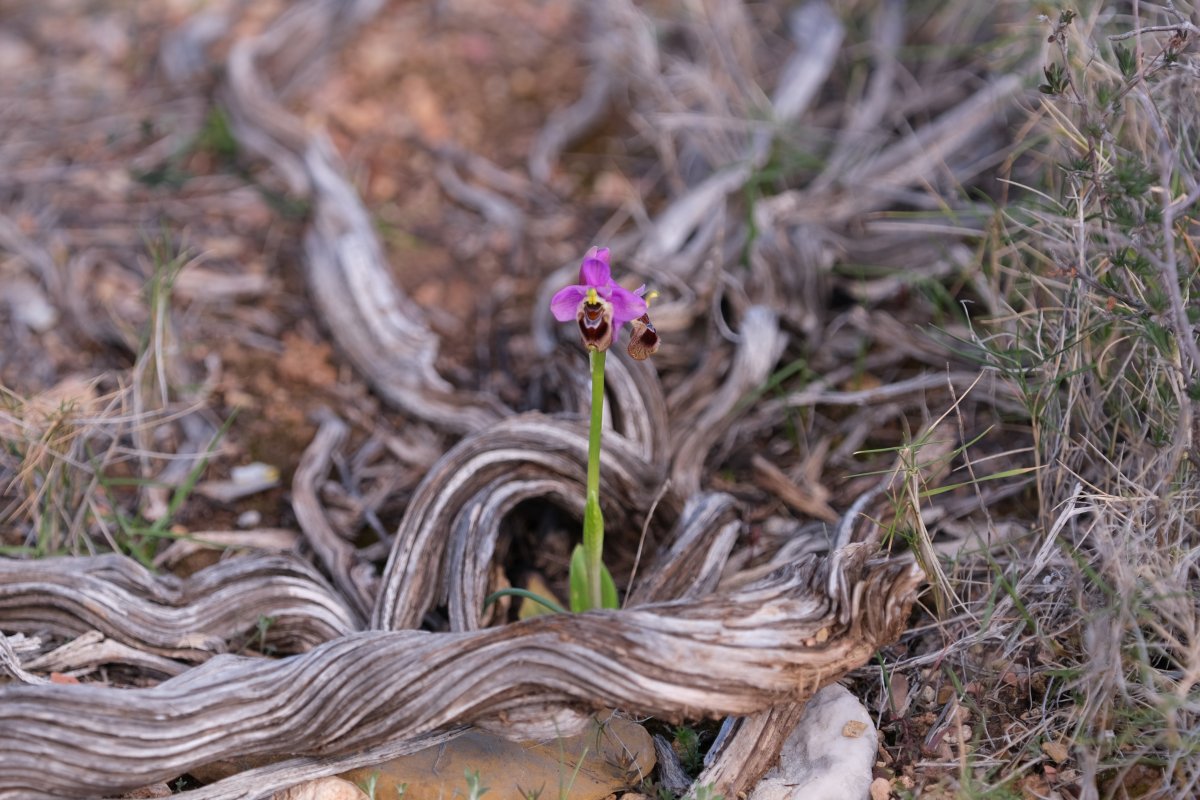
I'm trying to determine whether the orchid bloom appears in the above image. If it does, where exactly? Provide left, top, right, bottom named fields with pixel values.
left=550, top=247, right=658, bottom=358
left=545, top=246, right=661, bottom=612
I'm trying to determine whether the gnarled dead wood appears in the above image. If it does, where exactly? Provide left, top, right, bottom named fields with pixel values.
left=22, top=629, right=188, bottom=678
left=0, top=553, right=357, bottom=660
left=630, top=1, right=843, bottom=268
left=603, top=351, right=672, bottom=465
left=696, top=703, right=809, bottom=800
left=292, top=415, right=374, bottom=622
left=0, top=551, right=921, bottom=799
left=671, top=306, right=786, bottom=495
left=626, top=492, right=740, bottom=606
left=544, top=347, right=670, bottom=465
left=219, top=1, right=508, bottom=433
left=0, top=633, right=44, bottom=685
left=372, top=414, right=682, bottom=631
left=443, top=474, right=579, bottom=632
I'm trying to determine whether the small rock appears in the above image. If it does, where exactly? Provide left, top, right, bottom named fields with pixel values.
left=869, top=777, right=892, bottom=800
left=196, top=462, right=280, bottom=502
left=273, top=777, right=368, bottom=800
left=747, top=684, right=877, bottom=800
left=842, top=720, right=868, bottom=738
left=1041, top=741, right=1070, bottom=763
left=1, top=275, right=58, bottom=332
left=340, top=715, right=655, bottom=800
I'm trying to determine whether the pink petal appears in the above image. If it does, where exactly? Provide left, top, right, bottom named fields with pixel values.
left=609, top=284, right=648, bottom=327
left=578, top=247, right=612, bottom=286
left=550, top=285, right=588, bottom=321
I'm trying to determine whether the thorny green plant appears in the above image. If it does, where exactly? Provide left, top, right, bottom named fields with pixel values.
left=952, top=4, right=1200, bottom=795
left=671, top=725, right=703, bottom=775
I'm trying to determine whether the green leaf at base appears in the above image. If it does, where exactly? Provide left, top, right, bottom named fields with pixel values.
left=568, top=545, right=620, bottom=611
left=482, top=588, right=567, bottom=616
left=600, top=562, right=618, bottom=609
left=569, top=544, right=589, bottom=612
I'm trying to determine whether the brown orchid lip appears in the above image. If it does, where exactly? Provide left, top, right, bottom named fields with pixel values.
left=577, top=298, right=614, bottom=352
left=626, top=312, right=660, bottom=360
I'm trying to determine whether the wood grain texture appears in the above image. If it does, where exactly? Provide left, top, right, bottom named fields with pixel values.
left=371, top=415, right=681, bottom=631
left=291, top=415, right=374, bottom=623
left=0, top=553, right=358, bottom=661
left=670, top=307, right=786, bottom=496
left=625, top=492, right=741, bottom=607
left=0, top=2, right=932, bottom=797
left=695, top=703, right=809, bottom=800
left=0, top=551, right=921, bottom=799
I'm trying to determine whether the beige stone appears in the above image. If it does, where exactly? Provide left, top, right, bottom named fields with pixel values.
left=1041, top=741, right=1070, bottom=763
left=272, top=777, right=369, bottom=800
left=869, top=777, right=892, bottom=800
left=340, top=716, right=655, bottom=800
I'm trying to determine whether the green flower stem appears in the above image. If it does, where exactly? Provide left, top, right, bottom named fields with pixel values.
left=584, top=348, right=606, bottom=611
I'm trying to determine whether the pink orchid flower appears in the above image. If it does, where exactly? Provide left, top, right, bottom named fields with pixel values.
left=550, top=247, right=648, bottom=353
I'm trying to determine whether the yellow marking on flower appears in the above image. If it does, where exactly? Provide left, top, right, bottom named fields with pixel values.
left=586, top=287, right=600, bottom=304
left=644, top=290, right=659, bottom=307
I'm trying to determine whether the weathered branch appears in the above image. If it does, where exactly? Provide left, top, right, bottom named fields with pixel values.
left=0, top=554, right=357, bottom=661
left=219, top=0, right=508, bottom=433
left=670, top=306, right=786, bottom=495
left=0, top=551, right=921, bottom=799
left=372, top=414, right=682, bottom=631
left=292, top=415, right=374, bottom=622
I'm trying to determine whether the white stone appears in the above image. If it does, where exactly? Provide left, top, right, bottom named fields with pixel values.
left=2, top=275, right=58, bottom=332
left=747, top=684, right=877, bottom=800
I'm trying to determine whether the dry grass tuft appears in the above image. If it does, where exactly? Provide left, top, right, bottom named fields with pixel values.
left=859, top=4, right=1200, bottom=797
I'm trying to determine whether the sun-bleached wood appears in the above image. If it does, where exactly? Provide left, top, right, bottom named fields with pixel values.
left=0, top=549, right=920, bottom=799
left=372, top=415, right=682, bottom=632
left=0, top=553, right=358, bottom=661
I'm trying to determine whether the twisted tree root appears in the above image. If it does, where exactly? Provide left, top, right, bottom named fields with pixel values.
left=0, top=551, right=921, bottom=799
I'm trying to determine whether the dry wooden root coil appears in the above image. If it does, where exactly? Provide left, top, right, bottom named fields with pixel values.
left=219, top=0, right=508, bottom=434
left=0, top=553, right=358, bottom=662
left=0, top=2, right=934, bottom=797
left=0, top=550, right=921, bottom=799
left=372, top=414, right=682, bottom=632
